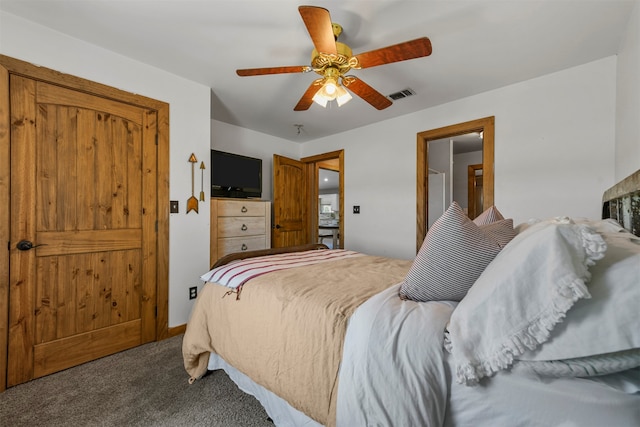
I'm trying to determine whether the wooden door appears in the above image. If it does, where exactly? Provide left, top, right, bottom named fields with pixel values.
left=467, top=164, right=483, bottom=219
left=272, top=155, right=308, bottom=247
left=8, top=76, right=157, bottom=386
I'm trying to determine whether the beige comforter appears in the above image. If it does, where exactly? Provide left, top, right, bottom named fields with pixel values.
left=183, top=254, right=411, bottom=426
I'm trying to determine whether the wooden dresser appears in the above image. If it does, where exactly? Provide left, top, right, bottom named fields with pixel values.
left=210, top=198, right=272, bottom=268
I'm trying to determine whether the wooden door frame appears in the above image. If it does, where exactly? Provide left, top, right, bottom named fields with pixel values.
left=0, top=55, right=170, bottom=392
left=416, top=117, right=494, bottom=252
left=301, top=150, right=344, bottom=248
left=467, top=163, right=483, bottom=219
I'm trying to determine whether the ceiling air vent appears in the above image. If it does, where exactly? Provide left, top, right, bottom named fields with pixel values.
left=387, top=88, right=416, bottom=101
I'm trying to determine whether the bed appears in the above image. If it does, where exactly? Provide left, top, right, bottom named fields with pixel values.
left=183, top=170, right=640, bottom=427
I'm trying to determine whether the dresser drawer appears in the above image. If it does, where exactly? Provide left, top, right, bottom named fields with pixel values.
left=217, top=216, right=266, bottom=238
left=217, top=236, right=267, bottom=258
left=217, top=200, right=266, bottom=217
left=211, top=198, right=271, bottom=268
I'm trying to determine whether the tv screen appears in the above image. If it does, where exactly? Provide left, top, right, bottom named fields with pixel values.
left=210, top=150, right=262, bottom=198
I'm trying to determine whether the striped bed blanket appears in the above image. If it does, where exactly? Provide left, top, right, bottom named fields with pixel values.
left=200, top=249, right=363, bottom=291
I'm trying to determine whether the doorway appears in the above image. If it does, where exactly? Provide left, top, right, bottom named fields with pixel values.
left=416, top=117, right=495, bottom=252
left=318, top=162, right=340, bottom=249
left=303, top=150, right=344, bottom=249
left=271, top=150, right=344, bottom=249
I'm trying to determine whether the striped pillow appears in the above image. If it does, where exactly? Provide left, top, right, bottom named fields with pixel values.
left=399, top=202, right=512, bottom=302
left=473, top=205, right=505, bottom=225
left=479, top=219, right=516, bottom=247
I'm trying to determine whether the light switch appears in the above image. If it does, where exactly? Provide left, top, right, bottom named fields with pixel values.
left=170, top=200, right=179, bottom=213
left=353, top=205, right=360, bottom=214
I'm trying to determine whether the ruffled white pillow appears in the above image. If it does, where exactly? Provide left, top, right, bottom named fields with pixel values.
left=516, top=219, right=640, bottom=363
left=445, top=217, right=607, bottom=385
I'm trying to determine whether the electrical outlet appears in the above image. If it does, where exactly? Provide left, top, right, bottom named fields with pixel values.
left=170, top=200, right=179, bottom=213
left=353, top=205, right=360, bottom=214
left=189, top=286, right=197, bottom=300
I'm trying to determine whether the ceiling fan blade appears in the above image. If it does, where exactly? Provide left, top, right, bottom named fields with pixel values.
left=236, top=66, right=310, bottom=77
left=355, top=37, right=432, bottom=69
left=343, top=76, right=392, bottom=110
left=294, top=81, right=322, bottom=111
left=298, top=5, right=337, bottom=55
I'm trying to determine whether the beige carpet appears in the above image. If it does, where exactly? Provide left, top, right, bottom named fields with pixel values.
left=0, top=335, right=274, bottom=426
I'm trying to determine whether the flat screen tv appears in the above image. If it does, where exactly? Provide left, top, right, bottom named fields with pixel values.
left=210, top=150, right=262, bottom=198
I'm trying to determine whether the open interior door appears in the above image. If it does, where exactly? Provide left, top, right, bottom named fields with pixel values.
left=272, top=155, right=308, bottom=247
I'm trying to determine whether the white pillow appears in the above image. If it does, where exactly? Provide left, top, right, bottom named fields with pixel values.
left=444, top=218, right=607, bottom=385
left=513, top=348, right=640, bottom=378
left=399, top=202, right=514, bottom=302
left=517, top=220, right=640, bottom=361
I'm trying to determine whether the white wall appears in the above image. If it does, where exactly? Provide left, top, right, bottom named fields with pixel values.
left=615, top=2, right=640, bottom=181
left=300, top=57, right=617, bottom=260
left=0, top=12, right=211, bottom=327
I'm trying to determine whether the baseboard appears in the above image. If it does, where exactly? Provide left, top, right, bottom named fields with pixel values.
left=167, top=324, right=186, bottom=337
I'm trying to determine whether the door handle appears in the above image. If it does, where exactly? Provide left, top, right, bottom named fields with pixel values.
left=274, top=224, right=282, bottom=229
left=16, top=240, right=47, bottom=251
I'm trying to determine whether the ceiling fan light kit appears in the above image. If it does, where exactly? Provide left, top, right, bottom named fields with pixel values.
left=236, top=6, right=432, bottom=111
left=311, top=66, right=353, bottom=107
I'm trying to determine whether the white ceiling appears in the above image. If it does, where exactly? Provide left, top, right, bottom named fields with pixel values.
left=1, top=0, right=635, bottom=143
left=319, top=168, right=339, bottom=191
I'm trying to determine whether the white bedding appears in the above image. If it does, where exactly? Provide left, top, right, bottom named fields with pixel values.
left=207, top=282, right=640, bottom=427
left=336, top=284, right=456, bottom=427
left=445, top=364, right=640, bottom=427
left=338, top=281, right=639, bottom=427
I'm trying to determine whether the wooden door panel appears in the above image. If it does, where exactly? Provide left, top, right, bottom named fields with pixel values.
left=272, top=155, right=308, bottom=248
left=8, top=75, right=38, bottom=386
left=8, top=76, right=155, bottom=386
left=36, top=229, right=142, bottom=256
left=33, top=319, right=141, bottom=378
left=37, top=81, right=143, bottom=123
left=34, top=250, right=142, bottom=343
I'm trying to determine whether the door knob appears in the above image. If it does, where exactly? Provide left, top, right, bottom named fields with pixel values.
left=16, top=240, right=46, bottom=251
left=274, top=224, right=282, bottom=229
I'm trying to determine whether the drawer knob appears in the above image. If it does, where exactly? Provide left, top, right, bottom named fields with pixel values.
left=241, top=224, right=248, bottom=231
left=241, top=206, right=248, bottom=213
left=241, top=243, right=248, bottom=251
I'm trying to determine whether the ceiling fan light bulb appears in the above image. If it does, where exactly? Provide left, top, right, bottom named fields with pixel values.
left=312, top=92, right=328, bottom=108
left=324, top=82, right=337, bottom=96
left=336, top=86, right=352, bottom=107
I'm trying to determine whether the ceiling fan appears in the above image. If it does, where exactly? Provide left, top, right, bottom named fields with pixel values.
left=236, top=5, right=432, bottom=111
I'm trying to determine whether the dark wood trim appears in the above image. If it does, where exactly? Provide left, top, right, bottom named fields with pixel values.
left=155, top=100, right=171, bottom=341
left=301, top=150, right=344, bottom=164
left=168, top=325, right=187, bottom=338
left=212, top=244, right=329, bottom=269
left=467, top=163, right=483, bottom=219
left=602, top=168, right=640, bottom=237
left=0, top=61, right=10, bottom=393
left=416, top=117, right=495, bottom=252
left=0, top=55, right=167, bottom=111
